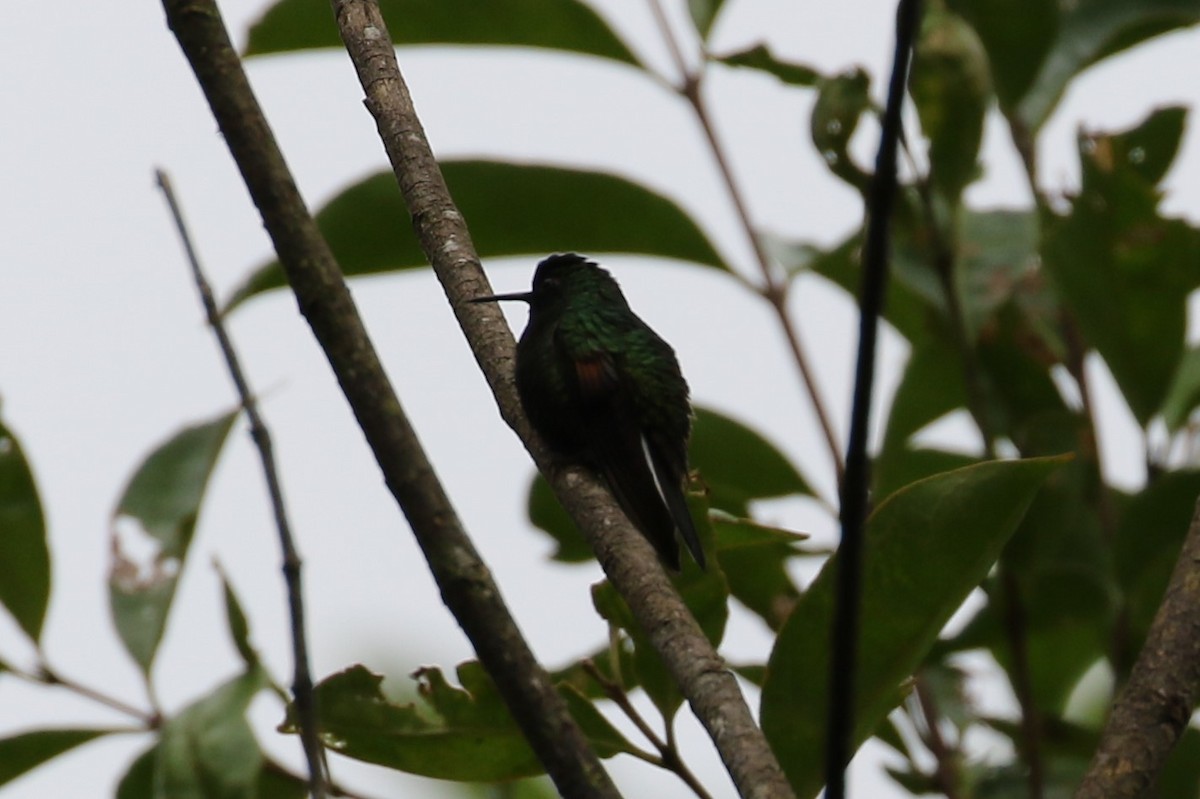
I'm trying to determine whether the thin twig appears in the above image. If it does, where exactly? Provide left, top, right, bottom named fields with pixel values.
left=998, top=569, right=1044, bottom=799
left=327, top=1, right=793, bottom=796
left=154, top=169, right=328, bottom=798
left=582, top=661, right=713, bottom=799
left=645, top=0, right=845, bottom=489
left=903, top=139, right=998, bottom=455
left=1075, top=496, right=1200, bottom=798
left=19, top=662, right=160, bottom=728
left=160, top=3, right=619, bottom=797
left=825, top=2, right=921, bottom=798
left=913, top=675, right=964, bottom=799
left=262, top=758, right=386, bottom=799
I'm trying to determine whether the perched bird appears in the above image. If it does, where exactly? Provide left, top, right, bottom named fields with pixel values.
left=472, top=253, right=705, bottom=570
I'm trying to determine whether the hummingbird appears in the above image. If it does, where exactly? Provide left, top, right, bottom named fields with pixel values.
left=472, top=253, right=705, bottom=570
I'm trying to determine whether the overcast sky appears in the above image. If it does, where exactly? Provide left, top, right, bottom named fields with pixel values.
left=2, top=1, right=1199, bottom=797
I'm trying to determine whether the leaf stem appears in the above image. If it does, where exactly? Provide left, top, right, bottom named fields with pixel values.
left=21, top=660, right=160, bottom=728
left=913, top=674, right=964, bottom=799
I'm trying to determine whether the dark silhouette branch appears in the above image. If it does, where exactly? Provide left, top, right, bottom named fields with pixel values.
left=327, top=1, right=794, bottom=797
left=155, top=168, right=328, bottom=798
left=825, top=1, right=921, bottom=797
left=1074, top=496, right=1200, bottom=799
left=159, top=2, right=619, bottom=797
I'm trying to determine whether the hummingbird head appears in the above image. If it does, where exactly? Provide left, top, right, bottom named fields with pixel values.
left=470, top=253, right=626, bottom=314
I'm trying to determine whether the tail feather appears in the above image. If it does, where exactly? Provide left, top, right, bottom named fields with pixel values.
left=645, top=440, right=705, bottom=571
left=586, top=417, right=705, bottom=570
left=592, top=431, right=682, bottom=570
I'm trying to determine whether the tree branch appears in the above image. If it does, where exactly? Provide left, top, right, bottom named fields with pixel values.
left=327, top=1, right=794, bottom=796
left=160, top=2, right=619, bottom=797
left=155, top=168, right=328, bottom=798
left=826, top=0, right=921, bottom=796
left=1074, top=496, right=1200, bottom=799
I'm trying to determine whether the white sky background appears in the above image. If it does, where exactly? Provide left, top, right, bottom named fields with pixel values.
left=2, top=0, right=1199, bottom=797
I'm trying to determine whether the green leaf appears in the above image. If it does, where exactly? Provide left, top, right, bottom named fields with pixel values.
left=245, top=0, right=641, bottom=69
left=255, top=762, right=309, bottom=798
left=957, top=210, right=1041, bottom=341
left=1103, top=105, right=1188, bottom=187
left=712, top=516, right=805, bottom=630
left=1160, top=725, right=1200, bottom=799
left=217, top=564, right=259, bottom=670
left=879, top=339, right=970, bottom=459
left=0, top=729, right=115, bottom=787
left=0, top=420, right=50, bottom=642
left=115, top=745, right=154, bottom=799
left=687, top=0, right=727, bottom=39
left=801, top=230, right=930, bottom=344
left=1162, top=347, right=1200, bottom=432
left=964, top=448, right=1115, bottom=709
left=1114, top=471, right=1200, bottom=643
left=226, top=163, right=728, bottom=310
left=291, top=663, right=636, bottom=781
left=157, top=668, right=269, bottom=799
left=761, top=456, right=1065, bottom=798
left=947, top=0, right=1056, bottom=117
left=527, top=474, right=590, bottom=563
left=689, top=407, right=813, bottom=514
left=717, top=44, right=822, bottom=87
left=108, top=409, right=240, bottom=675
left=1014, top=0, right=1200, bottom=132
left=1042, top=109, right=1200, bottom=424
left=909, top=8, right=991, bottom=202
left=951, top=0, right=1199, bottom=132
left=811, top=69, right=873, bottom=192
left=558, top=684, right=638, bottom=758
left=117, top=739, right=307, bottom=799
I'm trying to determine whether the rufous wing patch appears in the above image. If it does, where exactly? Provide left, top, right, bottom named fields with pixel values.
left=572, top=352, right=619, bottom=400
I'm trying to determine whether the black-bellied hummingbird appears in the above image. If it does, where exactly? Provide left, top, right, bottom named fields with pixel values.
left=472, top=253, right=705, bottom=570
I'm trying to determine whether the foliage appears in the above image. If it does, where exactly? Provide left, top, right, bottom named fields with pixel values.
left=2, top=0, right=1199, bottom=797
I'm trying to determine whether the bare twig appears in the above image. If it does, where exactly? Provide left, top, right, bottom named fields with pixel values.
left=825, top=1, right=921, bottom=797
left=645, top=0, right=845, bottom=489
left=1075, top=497, right=1200, bottom=798
left=155, top=169, right=327, bottom=798
left=327, top=1, right=793, bottom=796
left=160, top=2, right=619, bottom=797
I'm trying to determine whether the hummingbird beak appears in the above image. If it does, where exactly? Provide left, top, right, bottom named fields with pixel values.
left=470, top=291, right=533, bottom=304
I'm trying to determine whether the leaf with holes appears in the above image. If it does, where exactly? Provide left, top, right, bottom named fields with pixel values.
left=285, top=663, right=638, bottom=781
left=108, top=409, right=239, bottom=675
